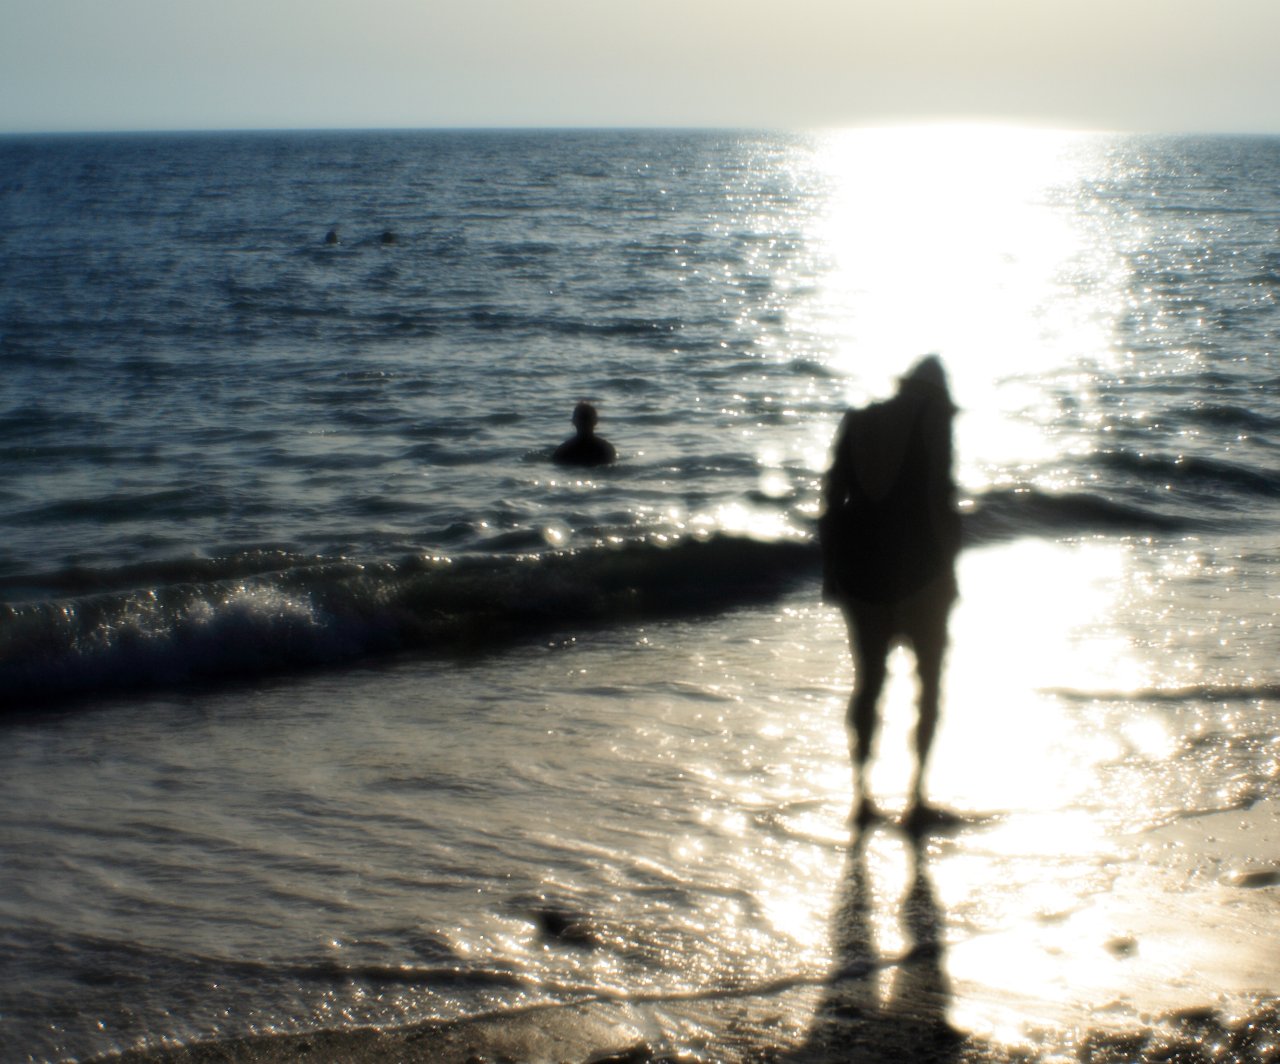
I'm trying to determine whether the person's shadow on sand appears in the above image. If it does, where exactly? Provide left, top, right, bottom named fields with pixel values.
left=786, top=826, right=962, bottom=1063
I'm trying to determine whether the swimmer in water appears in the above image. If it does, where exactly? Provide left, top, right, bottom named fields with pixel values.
left=552, top=401, right=617, bottom=467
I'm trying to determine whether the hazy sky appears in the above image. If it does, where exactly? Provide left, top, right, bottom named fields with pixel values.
left=3, top=0, right=1279, bottom=134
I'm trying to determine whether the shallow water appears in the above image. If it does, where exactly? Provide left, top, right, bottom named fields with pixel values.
left=4, top=539, right=1279, bottom=1060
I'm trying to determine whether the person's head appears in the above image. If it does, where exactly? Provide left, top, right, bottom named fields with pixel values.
left=571, top=401, right=599, bottom=433
left=899, top=355, right=957, bottom=411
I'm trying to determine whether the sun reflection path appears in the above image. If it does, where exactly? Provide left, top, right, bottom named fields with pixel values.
left=847, top=532, right=1280, bottom=1053
left=781, top=526, right=1269, bottom=1053
left=800, top=124, right=1123, bottom=494
left=859, top=537, right=1153, bottom=821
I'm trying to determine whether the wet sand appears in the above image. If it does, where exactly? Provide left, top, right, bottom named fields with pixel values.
left=93, top=797, right=1280, bottom=1063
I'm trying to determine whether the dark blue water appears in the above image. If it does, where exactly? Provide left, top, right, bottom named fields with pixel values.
left=1, top=129, right=1279, bottom=1062
left=3, top=130, right=1278, bottom=704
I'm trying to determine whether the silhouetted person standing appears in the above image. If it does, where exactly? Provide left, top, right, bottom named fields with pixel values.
left=820, top=356, right=961, bottom=828
left=553, top=401, right=617, bottom=467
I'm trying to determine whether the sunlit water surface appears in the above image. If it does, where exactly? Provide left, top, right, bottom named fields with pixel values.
left=1, top=126, right=1278, bottom=1060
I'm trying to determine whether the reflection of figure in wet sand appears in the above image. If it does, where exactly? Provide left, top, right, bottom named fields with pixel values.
left=553, top=401, right=617, bottom=468
left=789, top=834, right=960, bottom=1062
left=820, top=356, right=961, bottom=828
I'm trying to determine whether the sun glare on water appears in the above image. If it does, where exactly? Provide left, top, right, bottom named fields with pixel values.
left=803, top=124, right=1113, bottom=486
left=741, top=126, right=1224, bottom=1047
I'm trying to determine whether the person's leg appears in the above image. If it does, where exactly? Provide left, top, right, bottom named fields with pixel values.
left=844, top=604, right=891, bottom=823
left=904, top=577, right=956, bottom=811
left=910, top=634, right=943, bottom=808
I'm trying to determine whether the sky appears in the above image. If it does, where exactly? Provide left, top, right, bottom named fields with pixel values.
left=3, top=0, right=1280, bottom=135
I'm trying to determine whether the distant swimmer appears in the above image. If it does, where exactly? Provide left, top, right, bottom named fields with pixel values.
left=324, top=228, right=339, bottom=245
left=380, top=230, right=397, bottom=245
left=552, top=401, right=617, bottom=467
left=819, top=355, right=962, bottom=830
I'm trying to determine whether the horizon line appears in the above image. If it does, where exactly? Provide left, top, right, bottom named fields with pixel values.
left=4, top=120, right=1278, bottom=139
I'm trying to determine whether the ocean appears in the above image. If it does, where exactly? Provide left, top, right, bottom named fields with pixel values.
left=1, top=128, right=1278, bottom=1062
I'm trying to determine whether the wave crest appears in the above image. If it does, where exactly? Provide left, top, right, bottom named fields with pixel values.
left=1, top=536, right=817, bottom=706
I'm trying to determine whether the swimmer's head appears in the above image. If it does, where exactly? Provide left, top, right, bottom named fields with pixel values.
left=572, top=401, right=599, bottom=431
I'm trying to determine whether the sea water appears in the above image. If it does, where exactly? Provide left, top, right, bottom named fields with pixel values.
left=1, top=128, right=1278, bottom=1061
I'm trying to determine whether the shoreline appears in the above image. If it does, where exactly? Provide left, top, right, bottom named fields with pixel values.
left=88, top=990, right=1280, bottom=1063
left=91, top=797, right=1280, bottom=1063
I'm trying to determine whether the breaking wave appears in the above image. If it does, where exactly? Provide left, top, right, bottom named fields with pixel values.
left=1, top=484, right=1215, bottom=707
